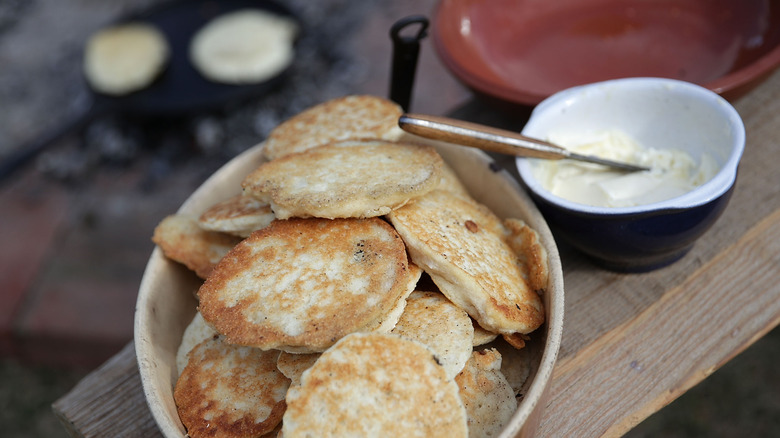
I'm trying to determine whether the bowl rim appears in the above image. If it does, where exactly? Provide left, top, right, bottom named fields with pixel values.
left=515, top=77, right=746, bottom=216
left=432, top=0, right=780, bottom=106
left=135, top=140, right=565, bottom=437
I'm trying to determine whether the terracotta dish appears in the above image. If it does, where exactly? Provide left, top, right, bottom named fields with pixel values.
left=433, top=0, right=780, bottom=105
left=135, top=140, right=564, bottom=437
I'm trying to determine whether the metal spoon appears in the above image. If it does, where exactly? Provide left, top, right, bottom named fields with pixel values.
left=398, top=113, right=650, bottom=172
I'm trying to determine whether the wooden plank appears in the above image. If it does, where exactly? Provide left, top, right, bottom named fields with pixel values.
left=537, top=209, right=780, bottom=437
left=52, top=342, right=162, bottom=438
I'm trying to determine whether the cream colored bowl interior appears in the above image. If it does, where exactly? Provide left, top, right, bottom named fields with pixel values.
left=134, top=138, right=564, bottom=437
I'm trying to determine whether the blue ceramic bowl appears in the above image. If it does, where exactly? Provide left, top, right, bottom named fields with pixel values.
left=516, top=78, right=745, bottom=271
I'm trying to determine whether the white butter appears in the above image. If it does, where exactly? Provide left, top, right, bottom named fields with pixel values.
left=531, top=130, right=718, bottom=208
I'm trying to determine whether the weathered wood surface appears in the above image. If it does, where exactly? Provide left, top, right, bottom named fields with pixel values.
left=52, top=342, right=162, bottom=438
left=52, top=69, right=780, bottom=438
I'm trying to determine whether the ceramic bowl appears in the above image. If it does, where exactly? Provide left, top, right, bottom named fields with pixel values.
left=432, top=0, right=780, bottom=106
left=515, top=77, right=745, bottom=271
left=135, top=140, right=565, bottom=437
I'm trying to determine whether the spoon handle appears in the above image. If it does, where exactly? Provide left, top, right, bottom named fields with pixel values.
left=398, top=113, right=650, bottom=172
left=398, top=113, right=568, bottom=160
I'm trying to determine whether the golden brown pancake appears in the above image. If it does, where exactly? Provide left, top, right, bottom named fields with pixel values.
left=276, top=352, right=320, bottom=387
left=176, top=311, right=218, bottom=377
left=472, top=319, right=499, bottom=347
left=503, top=218, right=549, bottom=292
left=437, top=160, right=472, bottom=198
left=502, top=332, right=530, bottom=350
left=282, top=333, right=468, bottom=437
left=455, top=349, right=517, bottom=438
left=491, top=338, right=533, bottom=395
left=174, top=336, right=290, bottom=438
left=152, top=214, right=242, bottom=279
left=199, top=193, right=276, bottom=238
left=387, top=190, right=545, bottom=335
left=391, top=291, right=473, bottom=379
left=262, top=95, right=403, bottom=161
left=197, top=217, right=417, bottom=353
left=243, top=140, right=443, bottom=219
left=362, top=263, right=421, bottom=333
left=397, top=133, right=472, bottom=199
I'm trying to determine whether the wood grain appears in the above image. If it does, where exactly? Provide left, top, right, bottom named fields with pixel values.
left=52, top=342, right=162, bottom=438
left=538, top=209, right=780, bottom=437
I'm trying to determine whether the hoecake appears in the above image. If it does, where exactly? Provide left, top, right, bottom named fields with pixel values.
left=189, top=9, right=297, bottom=84
left=175, top=311, right=218, bottom=377
left=242, top=140, right=444, bottom=219
left=198, top=193, right=275, bottom=238
left=387, top=189, right=545, bottom=335
left=174, top=336, right=289, bottom=438
left=83, top=22, right=169, bottom=95
left=437, top=160, right=472, bottom=198
left=197, top=217, right=417, bottom=353
left=276, top=352, right=320, bottom=387
left=262, top=95, right=403, bottom=161
left=152, top=214, right=241, bottom=279
left=472, top=319, right=499, bottom=346
left=492, top=338, right=533, bottom=395
left=399, top=133, right=471, bottom=199
left=282, top=333, right=468, bottom=437
left=361, top=263, right=422, bottom=333
left=391, top=291, right=473, bottom=379
left=455, top=349, right=517, bottom=438
left=503, top=218, right=549, bottom=292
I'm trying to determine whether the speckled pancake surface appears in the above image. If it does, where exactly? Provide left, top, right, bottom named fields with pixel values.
left=282, top=333, right=468, bottom=438
left=198, top=193, right=275, bottom=238
left=262, top=95, right=403, bottom=161
left=503, top=218, right=549, bottom=292
left=472, top=320, right=499, bottom=346
left=152, top=214, right=242, bottom=279
left=243, top=140, right=443, bottom=219
left=174, top=336, right=289, bottom=438
left=175, top=312, right=218, bottom=377
left=391, top=291, right=473, bottom=379
left=455, top=349, right=517, bottom=438
left=361, top=263, right=421, bottom=333
left=492, top=339, right=533, bottom=395
left=197, top=217, right=416, bottom=353
left=437, top=160, right=472, bottom=198
left=387, top=190, right=545, bottom=335
left=276, top=352, right=320, bottom=386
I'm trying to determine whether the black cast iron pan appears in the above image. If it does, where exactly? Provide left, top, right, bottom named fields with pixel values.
left=0, top=0, right=299, bottom=183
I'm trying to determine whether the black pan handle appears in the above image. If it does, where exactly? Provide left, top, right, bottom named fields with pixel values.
left=389, top=15, right=429, bottom=112
left=0, top=101, right=103, bottom=185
